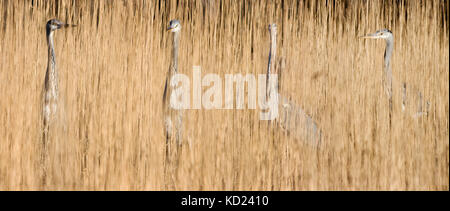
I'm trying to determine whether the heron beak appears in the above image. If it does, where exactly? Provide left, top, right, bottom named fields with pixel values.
left=63, top=23, right=77, bottom=28
left=55, top=20, right=76, bottom=29
left=360, top=33, right=379, bottom=39
left=166, top=26, right=173, bottom=32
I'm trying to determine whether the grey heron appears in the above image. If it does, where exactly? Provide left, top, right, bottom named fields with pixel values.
left=41, top=18, right=75, bottom=185
left=361, top=29, right=394, bottom=125
left=43, top=19, right=76, bottom=132
left=163, top=19, right=183, bottom=162
left=361, top=29, right=430, bottom=119
left=361, top=29, right=394, bottom=99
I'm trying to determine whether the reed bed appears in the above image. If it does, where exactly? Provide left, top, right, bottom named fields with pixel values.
left=0, top=0, right=448, bottom=190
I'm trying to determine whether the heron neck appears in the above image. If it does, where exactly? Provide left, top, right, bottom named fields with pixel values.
left=171, top=31, right=180, bottom=74
left=46, top=30, right=58, bottom=96
left=47, top=31, right=56, bottom=71
left=266, top=26, right=278, bottom=97
left=268, top=28, right=277, bottom=74
left=384, top=38, right=394, bottom=69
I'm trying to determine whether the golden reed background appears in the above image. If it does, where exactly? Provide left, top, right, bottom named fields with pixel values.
left=0, top=0, right=448, bottom=190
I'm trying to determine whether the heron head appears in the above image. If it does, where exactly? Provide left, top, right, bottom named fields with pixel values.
left=360, top=29, right=393, bottom=40
left=46, top=19, right=76, bottom=33
left=167, top=20, right=181, bottom=33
